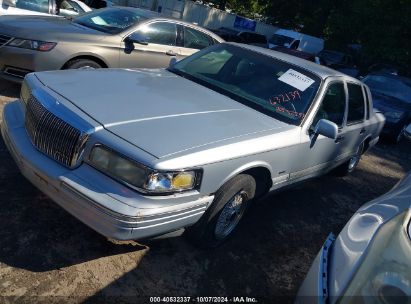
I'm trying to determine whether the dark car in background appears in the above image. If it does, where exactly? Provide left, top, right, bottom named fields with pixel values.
left=210, top=27, right=267, bottom=48
left=318, top=49, right=359, bottom=77
left=363, top=73, right=411, bottom=143
left=271, top=46, right=323, bottom=64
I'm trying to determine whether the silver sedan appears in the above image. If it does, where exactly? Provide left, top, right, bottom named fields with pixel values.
left=1, top=43, right=385, bottom=247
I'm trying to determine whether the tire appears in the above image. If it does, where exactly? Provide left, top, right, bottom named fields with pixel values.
left=394, top=125, right=407, bottom=144
left=334, top=141, right=365, bottom=176
left=185, top=174, right=256, bottom=248
left=65, top=59, right=102, bottom=70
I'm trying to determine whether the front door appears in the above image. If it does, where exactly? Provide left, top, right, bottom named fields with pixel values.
left=119, top=21, right=181, bottom=69
left=291, top=81, right=351, bottom=180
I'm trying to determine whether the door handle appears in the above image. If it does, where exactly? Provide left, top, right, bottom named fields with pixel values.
left=166, top=50, right=177, bottom=56
left=360, top=128, right=366, bottom=135
left=335, top=136, right=345, bottom=143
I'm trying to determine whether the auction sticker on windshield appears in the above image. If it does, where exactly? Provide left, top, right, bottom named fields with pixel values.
left=278, top=69, right=315, bottom=91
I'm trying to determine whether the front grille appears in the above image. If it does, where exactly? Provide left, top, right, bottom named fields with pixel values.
left=25, top=95, right=85, bottom=167
left=0, top=34, right=12, bottom=47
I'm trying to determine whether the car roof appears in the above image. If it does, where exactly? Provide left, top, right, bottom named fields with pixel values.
left=111, top=6, right=160, bottom=18
left=108, top=7, right=224, bottom=42
left=227, top=43, right=359, bottom=81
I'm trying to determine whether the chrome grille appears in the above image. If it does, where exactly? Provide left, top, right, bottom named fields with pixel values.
left=25, top=95, right=84, bottom=167
left=0, top=34, right=12, bottom=47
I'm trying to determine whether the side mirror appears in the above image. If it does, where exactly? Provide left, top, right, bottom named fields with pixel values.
left=314, top=119, right=338, bottom=139
left=169, top=57, right=177, bottom=68
left=310, top=119, right=338, bottom=148
left=126, top=32, right=148, bottom=45
left=3, top=0, right=17, bottom=6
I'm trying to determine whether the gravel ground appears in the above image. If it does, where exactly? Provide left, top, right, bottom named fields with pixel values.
left=0, top=79, right=410, bottom=303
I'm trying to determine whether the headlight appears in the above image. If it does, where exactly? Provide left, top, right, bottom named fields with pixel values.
left=8, top=38, right=56, bottom=52
left=339, top=211, right=411, bottom=303
left=20, top=80, right=31, bottom=104
left=88, top=145, right=201, bottom=194
left=384, top=111, right=403, bottom=120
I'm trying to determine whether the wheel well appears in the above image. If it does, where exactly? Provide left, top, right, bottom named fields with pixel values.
left=62, top=55, right=108, bottom=69
left=363, top=137, right=372, bottom=154
left=242, top=167, right=272, bottom=198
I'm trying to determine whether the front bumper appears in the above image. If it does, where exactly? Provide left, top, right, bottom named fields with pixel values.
left=0, top=45, right=60, bottom=83
left=1, top=101, right=213, bottom=240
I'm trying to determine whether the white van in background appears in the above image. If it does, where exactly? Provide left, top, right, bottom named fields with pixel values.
left=268, top=29, right=324, bottom=55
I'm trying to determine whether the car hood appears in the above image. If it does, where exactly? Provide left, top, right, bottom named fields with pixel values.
left=35, top=69, right=292, bottom=158
left=0, top=15, right=105, bottom=41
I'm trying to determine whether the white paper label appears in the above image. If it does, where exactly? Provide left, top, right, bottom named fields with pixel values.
left=278, top=69, right=315, bottom=91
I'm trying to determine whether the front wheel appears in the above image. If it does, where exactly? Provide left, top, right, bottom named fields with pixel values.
left=334, top=142, right=365, bottom=176
left=185, top=174, right=256, bottom=248
left=65, top=59, right=102, bottom=70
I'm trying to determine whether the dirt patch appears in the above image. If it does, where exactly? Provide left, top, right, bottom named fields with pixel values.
left=0, top=79, right=410, bottom=303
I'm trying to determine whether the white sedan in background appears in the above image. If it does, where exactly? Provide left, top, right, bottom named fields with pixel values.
left=0, top=0, right=91, bottom=17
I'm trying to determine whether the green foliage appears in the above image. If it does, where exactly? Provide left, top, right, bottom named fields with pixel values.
left=204, top=0, right=410, bottom=71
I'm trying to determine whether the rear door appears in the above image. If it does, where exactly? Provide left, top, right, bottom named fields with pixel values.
left=119, top=21, right=181, bottom=69
left=337, top=82, right=368, bottom=160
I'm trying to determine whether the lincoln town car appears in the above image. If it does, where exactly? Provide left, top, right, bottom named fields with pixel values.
left=1, top=43, right=385, bottom=247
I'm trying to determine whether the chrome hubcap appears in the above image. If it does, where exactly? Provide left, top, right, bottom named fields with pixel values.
left=78, top=66, right=95, bottom=70
left=214, top=191, right=247, bottom=240
left=348, top=155, right=359, bottom=170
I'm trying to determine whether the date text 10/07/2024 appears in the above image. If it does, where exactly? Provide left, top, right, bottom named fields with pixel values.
left=149, top=297, right=258, bottom=303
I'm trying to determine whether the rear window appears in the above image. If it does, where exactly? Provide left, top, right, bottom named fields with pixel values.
left=347, top=83, right=365, bottom=124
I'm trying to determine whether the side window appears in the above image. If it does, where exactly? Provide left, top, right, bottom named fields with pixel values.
left=347, top=83, right=365, bottom=124
left=183, top=27, right=213, bottom=50
left=311, top=82, right=346, bottom=129
left=15, top=0, right=49, bottom=13
left=137, top=22, right=177, bottom=46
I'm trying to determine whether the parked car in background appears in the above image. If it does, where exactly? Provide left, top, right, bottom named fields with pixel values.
left=0, top=7, right=223, bottom=82
left=210, top=27, right=267, bottom=48
left=271, top=46, right=323, bottom=64
left=268, top=29, right=324, bottom=55
left=363, top=73, right=411, bottom=143
left=0, top=0, right=91, bottom=16
left=297, top=172, right=411, bottom=304
left=318, top=49, right=359, bottom=78
left=2, top=43, right=384, bottom=247
left=82, top=0, right=113, bottom=9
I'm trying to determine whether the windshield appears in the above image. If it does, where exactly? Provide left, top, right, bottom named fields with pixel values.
left=169, top=44, right=321, bottom=125
left=73, top=8, right=148, bottom=34
left=269, top=34, right=294, bottom=46
left=363, top=75, right=411, bottom=103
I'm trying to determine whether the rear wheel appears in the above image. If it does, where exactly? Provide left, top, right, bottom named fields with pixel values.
left=65, top=59, right=102, bottom=70
left=335, top=141, right=365, bottom=176
left=185, top=174, right=256, bottom=248
left=394, top=125, right=407, bottom=144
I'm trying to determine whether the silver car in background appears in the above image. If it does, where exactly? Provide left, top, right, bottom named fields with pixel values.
left=0, top=7, right=223, bottom=82
left=297, top=172, right=411, bottom=304
left=1, top=43, right=384, bottom=247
